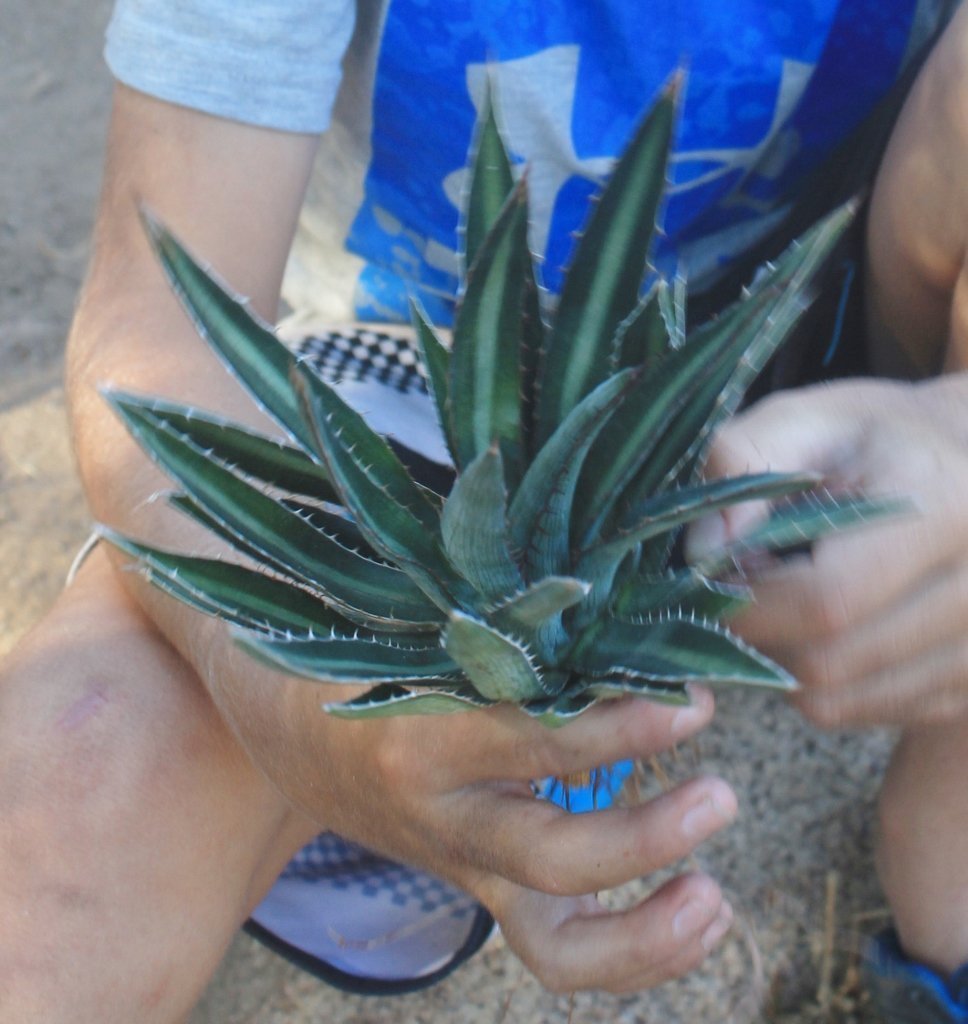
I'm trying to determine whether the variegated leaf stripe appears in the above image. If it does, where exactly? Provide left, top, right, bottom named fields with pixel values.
left=568, top=613, right=795, bottom=690
left=104, top=390, right=444, bottom=629
left=326, top=684, right=495, bottom=719
left=535, top=74, right=680, bottom=446
left=237, top=630, right=460, bottom=683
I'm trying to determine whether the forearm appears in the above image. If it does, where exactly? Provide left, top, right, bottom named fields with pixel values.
left=66, top=85, right=328, bottom=761
left=865, top=1, right=968, bottom=378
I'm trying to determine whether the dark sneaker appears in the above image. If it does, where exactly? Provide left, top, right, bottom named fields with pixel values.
left=864, top=930, right=968, bottom=1024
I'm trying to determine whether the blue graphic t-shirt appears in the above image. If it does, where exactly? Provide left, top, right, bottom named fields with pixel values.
left=106, top=0, right=941, bottom=327
left=347, top=0, right=923, bottom=322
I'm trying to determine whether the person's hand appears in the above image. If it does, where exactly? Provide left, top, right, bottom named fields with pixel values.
left=691, top=376, right=968, bottom=728
left=217, top=641, right=737, bottom=993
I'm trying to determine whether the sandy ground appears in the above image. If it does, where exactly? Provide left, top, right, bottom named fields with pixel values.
left=2, top=2, right=895, bottom=1020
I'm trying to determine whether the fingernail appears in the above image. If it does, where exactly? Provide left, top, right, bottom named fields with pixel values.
left=671, top=691, right=709, bottom=739
left=673, top=899, right=709, bottom=939
left=701, top=900, right=734, bottom=951
left=681, top=788, right=736, bottom=840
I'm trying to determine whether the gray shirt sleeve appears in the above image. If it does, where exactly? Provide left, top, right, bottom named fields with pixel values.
left=105, top=0, right=356, bottom=133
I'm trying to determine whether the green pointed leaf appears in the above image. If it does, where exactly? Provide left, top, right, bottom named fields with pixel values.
left=509, top=368, right=637, bottom=579
left=106, top=390, right=443, bottom=629
left=107, top=394, right=341, bottom=503
left=535, top=74, right=680, bottom=444
left=658, top=272, right=687, bottom=350
left=100, top=528, right=356, bottom=637
left=491, top=576, right=591, bottom=663
left=575, top=310, right=764, bottom=547
left=292, top=363, right=473, bottom=612
left=694, top=492, right=908, bottom=577
left=491, top=576, right=591, bottom=629
left=325, top=684, right=494, bottom=719
left=583, top=677, right=691, bottom=706
left=569, top=614, right=795, bottom=690
left=440, top=445, right=524, bottom=601
left=615, top=281, right=673, bottom=370
left=450, top=178, right=529, bottom=481
left=409, top=296, right=456, bottom=461
left=520, top=691, right=600, bottom=727
left=614, top=570, right=752, bottom=622
left=141, top=211, right=317, bottom=452
left=237, top=631, right=459, bottom=683
left=635, top=202, right=858, bottom=503
left=280, top=499, right=387, bottom=564
left=443, top=611, right=550, bottom=701
left=580, top=473, right=820, bottom=591
left=463, top=82, right=516, bottom=274
left=520, top=254, right=547, bottom=461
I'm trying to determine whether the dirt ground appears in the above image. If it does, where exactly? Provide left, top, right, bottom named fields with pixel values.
left=2, top=1, right=896, bottom=1020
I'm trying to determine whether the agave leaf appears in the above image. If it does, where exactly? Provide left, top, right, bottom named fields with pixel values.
left=440, top=445, right=524, bottom=602
left=444, top=610, right=553, bottom=701
left=535, top=74, right=679, bottom=445
left=462, top=81, right=516, bottom=275
left=579, top=473, right=820, bottom=593
left=583, top=676, right=691, bottom=705
left=237, top=630, right=459, bottom=683
left=491, top=576, right=591, bottom=663
left=325, top=683, right=494, bottom=719
left=520, top=252, right=547, bottom=461
left=292, top=363, right=474, bottom=612
left=409, top=296, right=456, bottom=461
left=658, top=273, right=686, bottom=350
left=169, top=492, right=275, bottom=567
left=509, top=368, right=637, bottom=580
left=491, top=576, right=591, bottom=629
left=575, top=306, right=770, bottom=547
left=141, top=211, right=320, bottom=453
left=635, top=202, right=857, bottom=504
left=280, top=499, right=387, bottom=563
left=101, top=527, right=356, bottom=637
left=106, top=390, right=443, bottom=629
left=568, top=613, right=795, bottom=690
left=576, top=469, right=807, bottom=620
left=520, top=690, right=600, bottom=727
left=110, top=394, right=341, bottom=504
left=694, top=492, right=908, bottom=577
left=450, top=178, right=529, bottom=483
left=615, top=281, right=673, bottom=370
left=614, top=570, right=752, bottom=621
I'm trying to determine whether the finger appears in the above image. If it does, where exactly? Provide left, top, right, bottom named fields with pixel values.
left=689, top=381, right=904, bottom=561
left=787, top=561, right=968, bottom=696
left=794, top=634, right=968, bottom=728
left=451, top=773, right=737, bottom=896
left=490, top=872, right=730, bottom=994
left=406, top=685, right=717, bottom=789
left=729, top=508, right=962, bottom=649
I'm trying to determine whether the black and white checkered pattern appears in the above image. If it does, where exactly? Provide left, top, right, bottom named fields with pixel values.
left=296, top=327, right=428, bottom=394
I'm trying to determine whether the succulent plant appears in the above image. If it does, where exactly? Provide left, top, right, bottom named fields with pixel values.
left=101, top=77, right=895, bottom=725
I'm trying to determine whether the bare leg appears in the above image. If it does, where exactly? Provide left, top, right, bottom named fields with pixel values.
left=0, top=548, right=315, bottom=1023
left=877, top=715, right=968, bottom=976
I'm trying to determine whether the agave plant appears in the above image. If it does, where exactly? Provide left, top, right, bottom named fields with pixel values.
left=101, top=77, right=896, bottom=725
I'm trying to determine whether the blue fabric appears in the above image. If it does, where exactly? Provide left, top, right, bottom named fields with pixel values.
left=349, top=0, right=921, bottom=321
